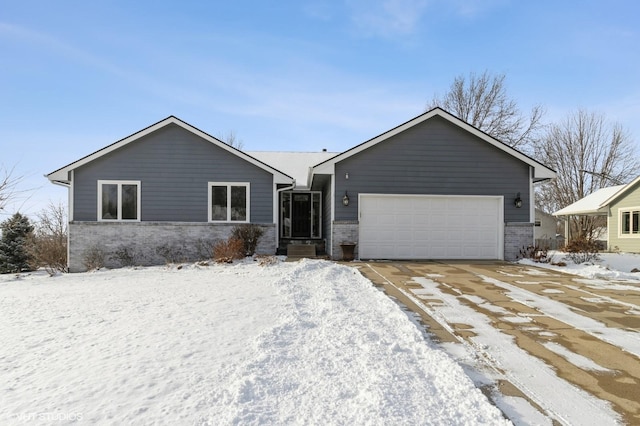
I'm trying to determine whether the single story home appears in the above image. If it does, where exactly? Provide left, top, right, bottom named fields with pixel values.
left=47, top=107, right=556, bottom=271
left=553, top=176, right=640, bottom=252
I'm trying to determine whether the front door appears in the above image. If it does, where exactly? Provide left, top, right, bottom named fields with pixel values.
left=280, top=191, right=322, bottom=239
left=292, top=193, right=311, bottom=237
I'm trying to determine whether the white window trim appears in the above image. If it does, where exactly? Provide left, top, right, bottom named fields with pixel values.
left=97, top=180, right=141, bottom=222
left=618, top=206, right=640, bottom=238
left=208, top=182, right=250, bottom=223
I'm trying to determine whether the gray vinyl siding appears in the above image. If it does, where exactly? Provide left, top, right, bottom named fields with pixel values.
left=334, top=116, right=530, bottom=223
left=73, top=124, right=274, bottom=223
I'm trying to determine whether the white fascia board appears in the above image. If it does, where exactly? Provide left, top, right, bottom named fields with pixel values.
left=309, top=108, right=556, bottom=181
left=46, top=116, right=294, bottom=185
left=598, top=175, right=640, bottom=208
left=305, top=166, right=313, bottom=188
left=529, top=167, right=535, bottom=223
left=553, top=207, right=608, bottom=217
left=310, top=112, right=436, bottom=174
left=437, top=111, right=556, bottom=180
left=175, top=119, right=293, bottom=184
left=48, top=170, right=70, bottom=183
left=46, top=118, right=182, bottom=183
left=552, top=184, right=626, bottom=217
left=311, top=162, right=335, bottom=176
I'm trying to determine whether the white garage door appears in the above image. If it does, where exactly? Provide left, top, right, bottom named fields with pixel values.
left=359, top=194, right=503, bottom=260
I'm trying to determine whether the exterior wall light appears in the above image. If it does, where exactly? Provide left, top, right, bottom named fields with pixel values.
left=342, top=191, right=350, bottom=206
left=514, top=192, right=523, bottom=208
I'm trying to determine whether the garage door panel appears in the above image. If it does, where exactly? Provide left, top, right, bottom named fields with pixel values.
left=359, top=194, right=503, bottom=260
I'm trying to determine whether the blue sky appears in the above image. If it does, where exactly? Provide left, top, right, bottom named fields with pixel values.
left=2, top=0, right=639, bottom=217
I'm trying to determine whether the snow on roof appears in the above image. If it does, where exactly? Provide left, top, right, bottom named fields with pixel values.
left=248, top=151, right=338, bottom=188
left=552, top=185, right=625, bottom=216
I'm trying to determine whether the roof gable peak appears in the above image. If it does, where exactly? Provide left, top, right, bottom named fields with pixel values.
left=311, top=107, right=555, bottom=183
left=46, top=116, right=293, bottom=184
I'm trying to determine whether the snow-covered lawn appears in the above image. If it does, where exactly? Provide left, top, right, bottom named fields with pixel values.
left=521, top=251, right=640, bottom=281
left=0, top=259, right=508, bottom=425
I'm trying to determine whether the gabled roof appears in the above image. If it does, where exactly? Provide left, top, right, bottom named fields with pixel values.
left=552, top=185, right=626, bottom=216
left=599, top=175, right=640, bottom=207
left=553, top=175, right=640, bottom=216
left=46, top=116, right=294, bottom=185
left=248, top=151, right=338, bottom=189
left=310, top=107, right=556, bottom=184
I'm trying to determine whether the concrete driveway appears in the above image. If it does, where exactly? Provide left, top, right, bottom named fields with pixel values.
left=355, top=261, right=640, bottom=425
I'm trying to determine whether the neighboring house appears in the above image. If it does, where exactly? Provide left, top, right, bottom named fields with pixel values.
left=553, top=177, right=640, bottom=252
left=533, top=209, right=558, bottom=243
left=534, top=208, right=557, bottom=240
left=47, top=108, right=556, bottom=272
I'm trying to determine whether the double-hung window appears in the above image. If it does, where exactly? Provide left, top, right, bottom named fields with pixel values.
left=208, top=182, right=250, bottom=222
left=98, top=180, right=140, bottom=221
left=620, top=208, right=640, bottom=236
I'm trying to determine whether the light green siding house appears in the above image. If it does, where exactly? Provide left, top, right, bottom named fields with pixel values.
left=553, top=177, right=640, bottom=252
left=607, top=178, right=640, bottom=252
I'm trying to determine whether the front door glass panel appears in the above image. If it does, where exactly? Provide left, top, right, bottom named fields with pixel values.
left=280, top=191, right=322, bottom=239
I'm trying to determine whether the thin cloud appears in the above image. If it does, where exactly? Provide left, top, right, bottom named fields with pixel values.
left=447, top=0, right=509, bottom=18
left=343, top=0, right=509, bottom=39
left=346, top=0, right=430, bottom=38
left=302, top=1, right=334, bottom=21
left=0, top=22, right=130, bottom=79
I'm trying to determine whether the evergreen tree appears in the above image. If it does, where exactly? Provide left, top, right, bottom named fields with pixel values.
left=0, top=213, right=34, bottom=273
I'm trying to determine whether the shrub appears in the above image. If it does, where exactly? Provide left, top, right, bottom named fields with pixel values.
left=30, top=202, right=68, bottom=274
left=518, top=245, right=551, bottom=263
left=231, top=224, right=264, bottom=256
left=213, top=237, right=244, bottom=263
left=32, top=235, right=67, bottom=274
left=83, top=245, right=105, bottom=271
left=563, top=237, right=600, bottom=264
left=110, top=245, right=141, bottom=268
left=155, top=244, right=185, bottom=264
left=194, top=238, right=216, bottom=260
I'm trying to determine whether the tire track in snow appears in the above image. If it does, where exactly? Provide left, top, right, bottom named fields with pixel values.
left=478, top=275, right=640, bottom=358
left=412, top=276, right=621, bottom=426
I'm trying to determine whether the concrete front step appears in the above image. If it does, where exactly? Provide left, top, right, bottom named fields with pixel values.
left=287, top=244, right=317, bottom=258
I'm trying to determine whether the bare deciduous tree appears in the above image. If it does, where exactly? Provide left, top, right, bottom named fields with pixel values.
left=30, top=202, right=68, bottom=274
left=0, top=165, right=23, bottom=212
left=534, top=109, right=639, bottom=240
left=428, top=71, right=544, bottom=149
left=218, top=131, right=244, bottom=150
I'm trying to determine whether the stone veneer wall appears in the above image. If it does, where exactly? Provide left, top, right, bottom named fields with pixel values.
left=331, top=220, right=359, bottom=260
left=326, top=220, right=531, bottom=262
left=68, top=222, right=276, bottom=272
left=504, top=222, right=534, bottom=261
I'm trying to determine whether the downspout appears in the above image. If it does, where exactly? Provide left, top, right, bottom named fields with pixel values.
left=276, top=180, right=296, bottom=252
